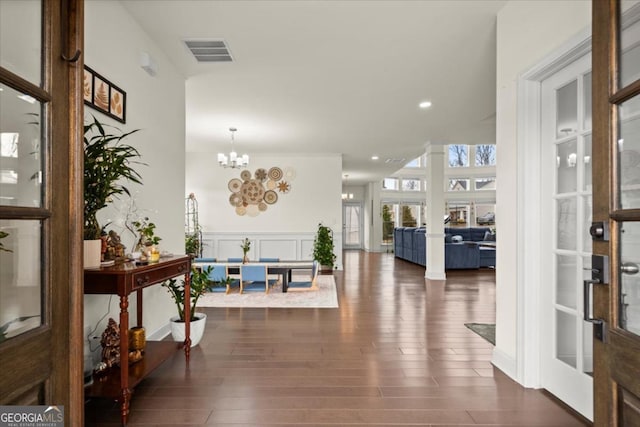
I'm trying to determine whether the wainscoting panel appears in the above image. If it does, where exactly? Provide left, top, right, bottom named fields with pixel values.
left=201, top=232, right=322, bottom=263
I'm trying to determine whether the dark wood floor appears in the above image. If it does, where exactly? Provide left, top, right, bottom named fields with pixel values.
left=86, top=251, right=589, bottom=426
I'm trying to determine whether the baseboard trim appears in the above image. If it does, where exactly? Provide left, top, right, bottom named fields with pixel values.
left=492, top=346, right=518, bottom=382
left=425, top=271, right=446, bottom=281
left=541, top=389, right=593, bottom=426
left=148, top=323, right=171, bottom=341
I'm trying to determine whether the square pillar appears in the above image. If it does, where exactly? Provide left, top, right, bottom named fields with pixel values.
left=425, top=144, right=446, bottom=280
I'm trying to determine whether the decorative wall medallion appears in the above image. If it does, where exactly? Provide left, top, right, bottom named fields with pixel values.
left=227, top=166, right=295, bottom=216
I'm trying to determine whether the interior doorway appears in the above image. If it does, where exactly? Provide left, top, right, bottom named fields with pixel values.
left=343, top=202, right=362, bottom=250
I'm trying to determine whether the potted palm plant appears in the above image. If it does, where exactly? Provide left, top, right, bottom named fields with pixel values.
left=312, top=223, right=337, bottom=273
left=84, top=116, right=143, bottom=268
left=162, top=265, right=213, bottom=347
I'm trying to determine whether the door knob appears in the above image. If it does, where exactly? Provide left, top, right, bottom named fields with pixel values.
left=621, top=262, right=640, bottom=275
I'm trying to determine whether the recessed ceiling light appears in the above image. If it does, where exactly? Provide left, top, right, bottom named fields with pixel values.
left=371, top=155, right=379, bottom=160
left=419, top=101, right=432, bottom=109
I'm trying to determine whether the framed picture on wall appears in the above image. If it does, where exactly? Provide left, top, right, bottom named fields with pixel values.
left=84, top=65, right=127, bottom=124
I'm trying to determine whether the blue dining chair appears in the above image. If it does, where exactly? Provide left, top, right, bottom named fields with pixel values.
left=194, top=257, right=216, bottom=264
left=227, top=257, right=243, bottom=263
left=287, top=261, right=320, bottom=291
left=240, top=264, right=277, bottom=294
left=206, top=264, right=239, bottom=294
left=258, top=257, right=279, bottom=262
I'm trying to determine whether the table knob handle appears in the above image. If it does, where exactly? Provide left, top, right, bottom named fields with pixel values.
left=136, top=275, right=150, bottom=286
left=177, top=265, right=186, bottom=272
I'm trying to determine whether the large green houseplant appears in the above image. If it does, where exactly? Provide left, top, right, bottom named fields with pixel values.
left=162, top=265, right=213, bottom=347
left=84, top=116, right=144, bottom=240
left=312, top=223, right=337, bottom=271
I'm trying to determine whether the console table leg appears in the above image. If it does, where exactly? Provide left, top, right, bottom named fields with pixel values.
left=120, top=387, right=131, bottom=425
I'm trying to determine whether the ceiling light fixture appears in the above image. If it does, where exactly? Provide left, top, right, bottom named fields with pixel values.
left=218, top=127, right=249, bottom=169
left=371, top=155, right=379, bottom=160
left=419, top=101, right=432, bottom=109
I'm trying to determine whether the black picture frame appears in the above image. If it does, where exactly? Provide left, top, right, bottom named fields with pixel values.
left=83, top=65, right=127, bottom=124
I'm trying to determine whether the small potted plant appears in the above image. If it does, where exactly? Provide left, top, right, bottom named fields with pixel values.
left=162, top=265, right=213, bottom=347
left=241, top=238, right=251, bottom=264
left=132, top=217, right=161, bottom=262
left=185, top=230, right=202, bottom=257
left=312, top=223, right=337, bottom=273
left=84, top=116, right=143, bottom=267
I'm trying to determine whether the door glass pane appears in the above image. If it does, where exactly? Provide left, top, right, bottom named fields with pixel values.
left=556, top=254, right=577, bottom=308
left=556, top=80, right=578, bottom=138
left=582, top=255, right=594, bottom=374
left=583, top=196, right=593, bottom=253
left=557, top=197, right=577, bottom=250
left=557, top=139, right=578, bottom=194
left=584, top=134, right=592, bottom=191
left=401, top=205, right=418, bottom=227
left=344, top=205, right=361, bottom=246
left=0, top=83, right=43, bottom=207
left=621, top=17, right=640, bottom=88
left=584, top=72, right=592, bottom=131
left=620, top=221, right=640, bottom=336
left=0, top=0, right=41, bottom=85
left=618, top=96, right=640, bottom=209
left=556, top=309, right=577, bottom=368
left=0, top=219, right=42, bottom=342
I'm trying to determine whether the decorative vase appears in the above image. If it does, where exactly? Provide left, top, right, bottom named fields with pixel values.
left=83, top=239, right=102, bottom=269
left=129, top=326, right=146, bottom=350
left=242, top=254, right=249, bottom=264
left=169, top=312, right=207, bottom=347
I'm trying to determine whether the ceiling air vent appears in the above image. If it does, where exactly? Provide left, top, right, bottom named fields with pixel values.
left=184, top=40, right=233, bottom=62
left=385, top=158, right=406, bottom=164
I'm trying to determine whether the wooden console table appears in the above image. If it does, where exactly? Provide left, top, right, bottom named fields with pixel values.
left=84, top=255, right=192, bottom=425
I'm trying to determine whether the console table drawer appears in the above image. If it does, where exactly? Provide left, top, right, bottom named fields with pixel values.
left=132, top=263, right=189, bottom=290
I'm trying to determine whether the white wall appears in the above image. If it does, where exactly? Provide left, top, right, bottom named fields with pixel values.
left=495, top=0, right=591, bottom=377
left=84, top=1, right=186, bottom=361
left=185, top=153, right=343, bottom=268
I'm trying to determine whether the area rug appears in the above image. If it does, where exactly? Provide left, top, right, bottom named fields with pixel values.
left=198, top=274, right=339, bottom=308
left=464, top=323, right=496, bottom=345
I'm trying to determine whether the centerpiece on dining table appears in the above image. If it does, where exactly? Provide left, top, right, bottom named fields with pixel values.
left=241, top=238, right=251, bottom=264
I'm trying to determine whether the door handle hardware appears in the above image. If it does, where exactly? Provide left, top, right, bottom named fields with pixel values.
left=590, top=221, right=609, bottom=241
left=591, top=255, right=610, bottom=284
left=621, top=262, right=640, bottom=275
left=583, top=279, right=607, bottom=342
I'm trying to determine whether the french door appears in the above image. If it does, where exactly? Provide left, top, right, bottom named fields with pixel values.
left=0, top=0, right=83, bottom=424
left=540, top=52, right=594, bottom=419
left=342, top=202, right=362, bottom=249
left=592, top=0, right=640, bottom=424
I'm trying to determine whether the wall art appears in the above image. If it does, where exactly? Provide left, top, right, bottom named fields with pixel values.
left=84, top=65, right=127, bottom=124
left=228, top=167, right=296, bottom=217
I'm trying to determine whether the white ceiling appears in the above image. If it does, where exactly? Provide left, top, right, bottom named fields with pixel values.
left=121, top=0, right=505, bottom=185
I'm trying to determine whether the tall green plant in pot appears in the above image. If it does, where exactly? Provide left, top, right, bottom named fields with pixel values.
left=312, top=223, right=337, bottom=272
left=84, top=116, right=144, bottom=267
left=162, top=266, right=213, bottom=347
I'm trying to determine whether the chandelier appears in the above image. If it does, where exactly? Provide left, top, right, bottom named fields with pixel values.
left=217, top=127, right=249, bottom=169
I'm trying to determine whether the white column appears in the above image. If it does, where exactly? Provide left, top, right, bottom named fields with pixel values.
left=425, top=144, right=446, bottom=280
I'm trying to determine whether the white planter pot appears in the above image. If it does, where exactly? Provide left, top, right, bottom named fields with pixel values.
left=169, top=312, right=206, bottom=347
left=83, top=239, right=102, bottom=269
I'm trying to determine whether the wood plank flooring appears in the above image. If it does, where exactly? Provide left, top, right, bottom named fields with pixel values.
left=85, top=251, right=589, bottom=426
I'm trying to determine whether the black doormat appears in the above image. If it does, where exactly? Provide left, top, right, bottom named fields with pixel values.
left=464, top=323, right=495, bottom=345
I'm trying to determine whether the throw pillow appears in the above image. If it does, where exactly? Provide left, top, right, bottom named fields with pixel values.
left=444, top=234, right=452, bottom=243
left=452, top=235, right=463, bottom=243
left=484, top=231, right=496, bottom=242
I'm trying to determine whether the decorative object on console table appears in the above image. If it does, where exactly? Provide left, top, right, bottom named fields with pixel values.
left=83, top=115, right=143, bottom=268
left=132, top=217, right=162, bottom=263
left=163, top=265, right=213, bottom=347
left=313, top=223, right=337, bottom=273
left=84, top=65, right=127, bottom=123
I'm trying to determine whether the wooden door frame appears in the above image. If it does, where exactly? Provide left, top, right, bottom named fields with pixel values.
left=0, top=0, right=84, bottom=424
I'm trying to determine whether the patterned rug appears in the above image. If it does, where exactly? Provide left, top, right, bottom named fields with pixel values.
left=198, top=274, right=339, bottom=308
left=464, top=322, right=496, bottom=345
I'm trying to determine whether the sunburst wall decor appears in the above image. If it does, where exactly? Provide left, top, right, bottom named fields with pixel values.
left=228, top=167, right=296, bottom=216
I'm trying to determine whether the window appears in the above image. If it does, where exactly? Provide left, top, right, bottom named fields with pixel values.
left=405, top=157, right=421, bottom=168
left=382, top=177, right=398, bottom=190
left=448, top=144, right=468, bottom=167
left=447, top=203, right=469, bottom=225
left=402, top=178, right=421, bottom=191
left=448, top=178, right=469, bottom=191
left=381, top=203, right=397, bottom=243
left=475, top=144, right=496, bottom=166
left=475, top=177, right=496, bottom=190
left=401, top=204, right=419, bottom=227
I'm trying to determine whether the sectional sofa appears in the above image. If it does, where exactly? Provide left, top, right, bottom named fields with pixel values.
left=393, top=227, right=496, bottom=269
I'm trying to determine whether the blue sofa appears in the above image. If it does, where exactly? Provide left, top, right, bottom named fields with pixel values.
left=394, top=227, right=496, bottom=269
